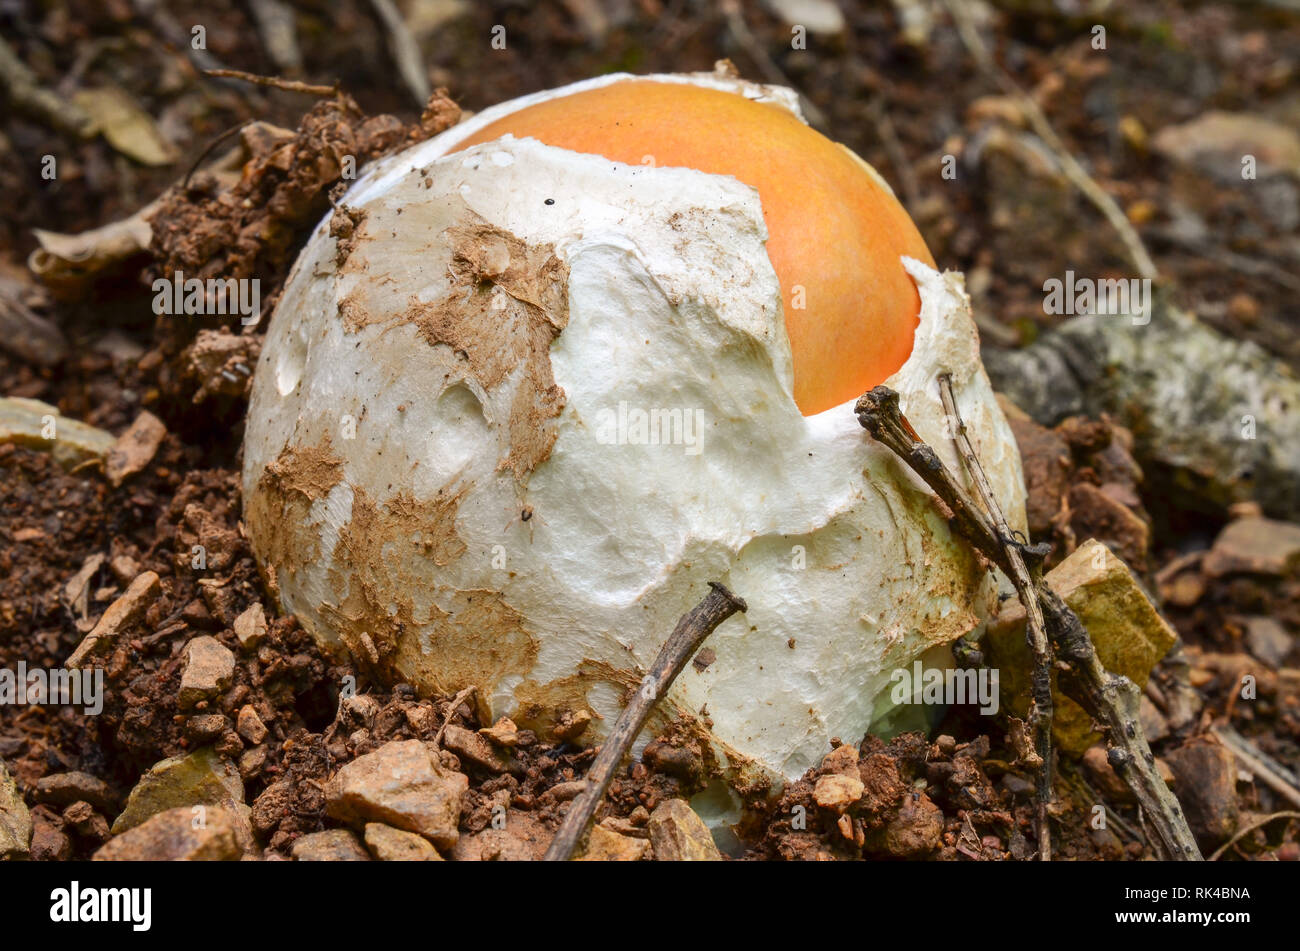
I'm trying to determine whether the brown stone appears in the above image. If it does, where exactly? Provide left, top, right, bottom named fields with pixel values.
left=184, top=713, right=227, bottom=744
left=479, top=717, right=520, bottom=747
left=178, top=636, right=235, bottom=709
left=1163, top=739, right=1239, bottom=849
left=324, top=740, right=466, bottom=849
left=1068, top=482, right=1150, bottom=569
left=819, top=743, right=860, bottom=776
left=1003, top=406, right=1072, bottom=539
left=857, top=751, right=907, bottom=815
left=1203, top=517, right=1300, bottom=577
left=238, top=745, right=268, bottom=782
left=864, top=792, right=942, bottom=858
left=813, top=774, right=865, bottom=813
left=546, top=781, right=587, bottom=802
left=62, top=800, right=109, bottom=840
left=599, top=815, right=649, bottom=838
left=1082, top=744, right=1135, bottom=803
left=108, top=555, right=140, bottom=586
left=453, top=810, right=551, bottom=861
left=34, top=770, right=117, bottom=814
left=442, top=724, right=509, bottom=772
left=642, top=740, right=704, bottom=783
left=29, top=811, right=71, bottom=861
left=364, top=822, right=443, bottom=860
left=251, top=779, right=293, bottom=835
left=94, top=805, right=241, bottom=860
left=236, top=705, right=268, bottom=745
left=232, top=602, right=268, bottom=649
left=1139, top=696, right=1170, bottom=744
left=1153, top=111, right=1300, bottom=181
left=647, top=799, right=722, bottom=861
left=552, top=709, right=592, bottom=742
left=291, top=828, right=371, bottom=861
left=1240, top=616, right=1293, bottom=668
left=580, top=823, right=651, bottom=861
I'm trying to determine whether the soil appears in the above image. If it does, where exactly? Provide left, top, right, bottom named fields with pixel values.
left=2, top=0, right=1298, bottom=861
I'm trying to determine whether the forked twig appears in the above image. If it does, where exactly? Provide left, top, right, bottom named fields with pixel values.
left=544, top=582, right=747, bottom=861
left=938, top=373, right=1055, bottom=861
left=856, top=385, right=1201, bottom=859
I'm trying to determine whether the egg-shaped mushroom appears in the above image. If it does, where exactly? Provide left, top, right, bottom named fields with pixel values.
left=242, top=71, right=1026, bottom=784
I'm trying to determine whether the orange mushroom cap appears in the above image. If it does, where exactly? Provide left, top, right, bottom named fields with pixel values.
left=451, top=80, right=935, bottom=416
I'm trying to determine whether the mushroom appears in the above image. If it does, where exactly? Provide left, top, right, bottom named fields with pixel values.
left=446, top=77, right=934, bottom=415
left=243, top=71, right=1026, bottom=785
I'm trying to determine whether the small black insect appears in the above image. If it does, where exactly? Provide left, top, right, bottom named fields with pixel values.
left=508, top=503, right=544, bottom=541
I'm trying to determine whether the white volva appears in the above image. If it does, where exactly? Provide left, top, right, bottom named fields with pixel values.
left=243, top=73, right=1026, bottom=784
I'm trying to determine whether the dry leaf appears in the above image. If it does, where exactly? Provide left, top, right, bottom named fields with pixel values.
left=73, top=85, right=179, bottom=166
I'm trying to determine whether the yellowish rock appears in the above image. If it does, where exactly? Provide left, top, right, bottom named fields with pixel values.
left=95, top=805, right=241, bottom=861
left=579, top=824, right=650, bottom=861
left=479, top=717, right=520, bottom=748
left=364, top=823, right=443, bottom=861
left=813, top=774, right=864, bottom=813
left=647, top=799, right=722, bottom=861
left=985, top=539, right=1177, bottom=752
left=0, top=759, right=32, bottom=859
left=110, top=746, right=244, bottom=836
left=292, top=828, right=370, bottom=861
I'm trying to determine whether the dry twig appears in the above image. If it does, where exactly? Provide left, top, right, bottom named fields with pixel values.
left=182, top=119, right=254, bottom=190
left=855, top=385, right=1201, bottom=859
left=1208, top=811, right=1300, bottom=861
left=544, top=582, right=747, bottom=861
left=203, top=69, right=338, bottom=97
left=1213, top=726, right=1300, bottom=810
left=938, top=373, right=1054, bottom=860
